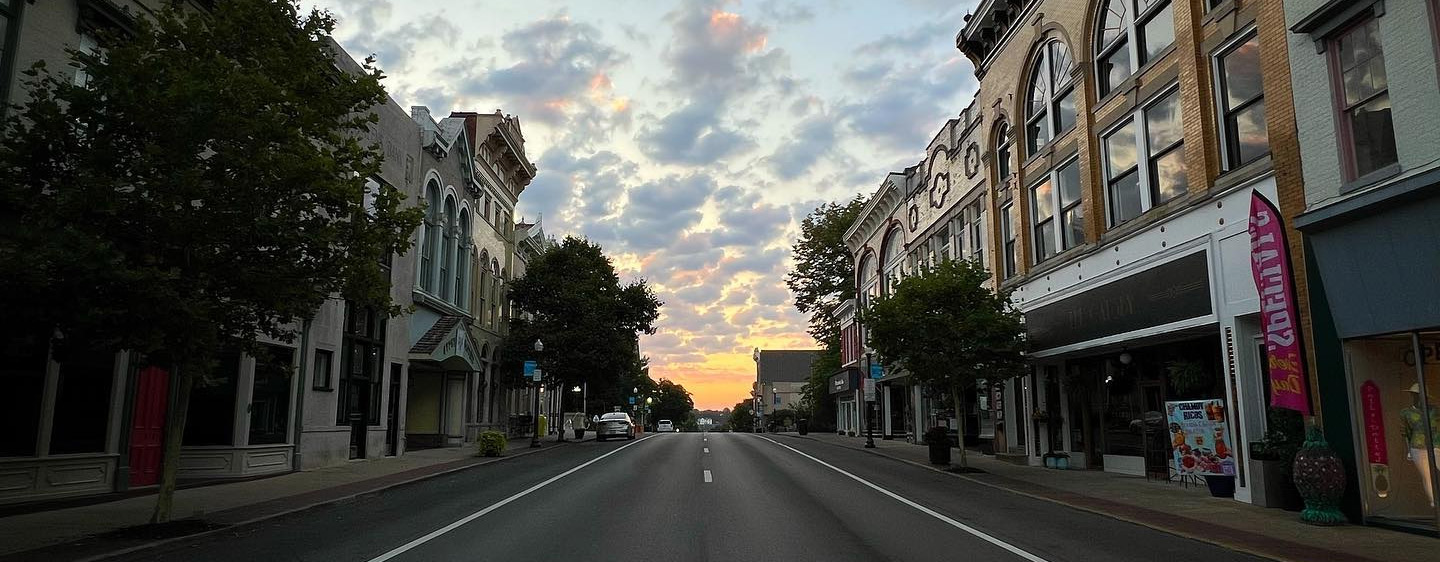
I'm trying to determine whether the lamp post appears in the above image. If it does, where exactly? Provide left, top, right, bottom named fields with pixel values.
left=531, top=339, right=544, bottom=448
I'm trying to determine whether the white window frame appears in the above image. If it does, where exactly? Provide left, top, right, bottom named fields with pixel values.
left=1000, top=202, right=1017, bottom=279
left=1029, top=156, right=1083, bottom=264
left=1025, top=39, right=1078, bottom=155
left=1096, top=0, right=1176, bottom=97
left=1101, top=83, right=1184, bottom=228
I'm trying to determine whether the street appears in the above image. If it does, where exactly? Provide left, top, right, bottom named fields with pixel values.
left=109, top=433, right=1266, bottom=562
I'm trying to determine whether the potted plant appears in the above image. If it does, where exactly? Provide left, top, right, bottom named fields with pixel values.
left=1042, top=451, right=1070, bottom=469
left=924, top=426, right=952, bottom=465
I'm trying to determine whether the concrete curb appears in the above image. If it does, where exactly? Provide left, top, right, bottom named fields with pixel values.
left=71, top=438, right=588, bottom=562
left=770, top=434, right=1377, bottom=562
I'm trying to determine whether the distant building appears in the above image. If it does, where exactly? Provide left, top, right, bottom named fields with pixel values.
left=752, top=349, right=818, bottom=430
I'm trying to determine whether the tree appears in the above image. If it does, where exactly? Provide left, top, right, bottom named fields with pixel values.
left=650, top=378, right=695, bottom=429
left=785, top=196, right=865, bottom=429
left=861, top=259, right=1026, bottom=468
left=725, top=400, right=755, bottom=432
left=503, top=236, right=662, bottom=423
left=0, top=1, right=421, bottom=522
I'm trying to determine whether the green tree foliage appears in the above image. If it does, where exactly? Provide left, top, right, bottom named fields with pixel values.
left=723, top=399, right=756, bottom=432
left=650, top=378, right=695, bottom=430
left=503, top=236, right=661, bottom=416
left=0, top=1, right=421, bottom=522
left=785, top=197, right=864, bottom=430
left=861, top=259, right=1026, bottom=468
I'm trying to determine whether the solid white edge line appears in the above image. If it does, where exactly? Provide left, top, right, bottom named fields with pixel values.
left=703, top=469, right=713, bottom=483
left=756, top=435, right=1050, bottom=562
left=366, top=435, right=655, bottom=562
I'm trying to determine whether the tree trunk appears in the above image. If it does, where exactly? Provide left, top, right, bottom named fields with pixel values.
left=556, top=378, right=567, bottom=442
left=952, top=383, right=968, bottom=469
left=150, top=367, right=195, bottom=524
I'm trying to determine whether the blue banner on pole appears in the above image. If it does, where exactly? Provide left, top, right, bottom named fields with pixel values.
left=523, top=361, right=537, bottom=376
left=870, top=363, right=883, bottom=379
left=628, top=396, right=636, bottom=405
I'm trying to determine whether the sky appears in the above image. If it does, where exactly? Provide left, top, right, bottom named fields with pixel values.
left=307, top=0, right=980, bottom=410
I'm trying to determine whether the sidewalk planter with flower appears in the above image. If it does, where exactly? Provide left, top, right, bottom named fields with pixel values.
left=924, top=427, right=952, bottom=465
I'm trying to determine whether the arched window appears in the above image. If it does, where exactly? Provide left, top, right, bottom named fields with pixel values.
left=856, top=254, right=875, bottom=309
left=879, top=228, right=904, bottom=296
left=490, top=260, right=501, bottom=329
left=420, top=181, right=440, bottom=292
left=1096, top=0, right=1175, bottom=97
left=440, top=195, right=456, bottom=301
left=994, top=121, right=1013, bottom=186
left=455, top=210, right=470, bottom=309
left=478, top=250, right=490, bottom=323
left=1025, top=39, right=1077, bottom=154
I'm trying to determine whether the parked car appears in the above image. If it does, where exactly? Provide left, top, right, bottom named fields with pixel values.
left=657, top=420, right=674, bottom=433
left=595, top=412, right=635, bottom=441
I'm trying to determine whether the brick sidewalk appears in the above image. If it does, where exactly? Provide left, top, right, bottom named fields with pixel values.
left=0, top=433, right=581, bottom=561
left=776, top=431, right=1433, bottom=562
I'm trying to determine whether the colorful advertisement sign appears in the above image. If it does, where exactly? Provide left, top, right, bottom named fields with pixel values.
left=1248, top=191, right=1311, bottom=414
left=1165, top=399, right=1236, bottom=477
left=1361, top=381, right=1388, bottom=466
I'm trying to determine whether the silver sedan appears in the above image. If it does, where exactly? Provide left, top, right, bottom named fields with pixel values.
left=594, top=412, right=635, bottom=441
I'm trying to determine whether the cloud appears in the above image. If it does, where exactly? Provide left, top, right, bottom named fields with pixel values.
left=762, top=114, right=838, bottom=181
left=758, top=0, right=815, bottom=24
left=636, top=102, right=756, bottom=165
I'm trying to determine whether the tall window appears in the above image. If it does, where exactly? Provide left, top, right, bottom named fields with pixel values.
left=1029, top=158, right=1085, bottom=264
left=967, top=199, right=985, bottom=266
left=440, top=196, right=456, bottom=301
left=478, top=249, right=490, bottom=323
left=0, top=0, right=20, bottom=109
left=455, top=211, right=470, bottom=309
left=935, top=225, right=951, bottom=263
left=995, top=122, right=1013, bottom=185
left=1215, top=30, right=1268, bottom=170
left=1001, top=203, right=1017, bottom=279
left=420, top=182, right=439, bottom=292
left=1329, top=16, right=1396, bottom=181
left=857, top=255, right=875, bottom=310
left=1103, top=87, right=1186, bottom=227
left=1026, top=40, right=1077, bottom=154
left=1096, top=0, right=1176, bottom=97
left=879, top=229, right=904, bottom=296
left=490, top=260, right=501, bottom=329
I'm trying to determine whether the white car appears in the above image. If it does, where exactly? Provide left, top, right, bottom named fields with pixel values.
left=656, top=420, right=674, bottom=433
left=595, top=412, right=635, bottom=441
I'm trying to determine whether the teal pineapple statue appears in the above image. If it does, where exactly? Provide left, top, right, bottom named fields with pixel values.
left=1292, top=422, right=1347, bottom=525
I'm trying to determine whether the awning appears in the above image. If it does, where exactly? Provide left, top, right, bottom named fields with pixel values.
left=409, top=315, right=482, bottom=371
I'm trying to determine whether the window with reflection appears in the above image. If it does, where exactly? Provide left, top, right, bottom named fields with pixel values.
left=995, top=121, right=1014, bottom=185
left=1103, top=86, right=1186, bottom=227
left=440, top=195, right=455, bottom=301
left=1215, top=29, right=1268, bottom=170
left=1096, top=0, right=1175, bottom=97
left=420, top=182, right=439, bottom=292
left=1025, top=39, right=1077, bottom=155
left=1030, top=158, right=1085, bottom=265
left=1001, top=203, right=1017, bottom=279
left=1329, top=16, right=1396, bottom=181
left=880, top=229, right=904, bottom=296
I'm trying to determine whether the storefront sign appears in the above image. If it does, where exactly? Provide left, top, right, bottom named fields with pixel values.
left=1024, top=251, right=1212, bottom=351
left=863, top=378, right=877, bottom=402
left=1248, top=191, right=1310, bottom=414
left=1165, top=399, right=1236, bottom=476
left=1361, top=381, right=1388, bottom=465
left=829, top=369, right=859, bottom=395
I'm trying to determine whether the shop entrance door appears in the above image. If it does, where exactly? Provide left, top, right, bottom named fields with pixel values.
left=386, top=364, right=400, bottom=456
left=348, top=379, right=368, bottom=460
left=128, top=366, right=169, bottom=487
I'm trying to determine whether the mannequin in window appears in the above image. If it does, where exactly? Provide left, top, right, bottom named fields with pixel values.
left=1401, top=383, right=1440, bottom=507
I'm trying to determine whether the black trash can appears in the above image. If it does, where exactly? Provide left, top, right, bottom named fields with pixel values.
left=924, top=427, right=951, bottom=465
left=797, top=419, right=809, bottom=435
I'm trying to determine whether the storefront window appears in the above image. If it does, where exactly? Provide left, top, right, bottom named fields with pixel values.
left=1347, top=332, right=1440, bottom=531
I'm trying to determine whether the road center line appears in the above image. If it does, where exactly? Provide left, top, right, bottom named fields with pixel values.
left=757, top=436, right=1050, bottom=562
left=366, top=436, right=654, bottom=562
left=703, top=470, right=713, bottom=483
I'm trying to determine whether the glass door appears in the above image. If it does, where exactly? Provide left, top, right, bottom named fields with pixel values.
left=1347, top=331, right=1440, bottom=532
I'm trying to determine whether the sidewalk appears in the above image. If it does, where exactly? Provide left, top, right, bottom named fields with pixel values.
left=780, top=431, right=1433, bottom=562
left=0, top=433, right=583, bottom=561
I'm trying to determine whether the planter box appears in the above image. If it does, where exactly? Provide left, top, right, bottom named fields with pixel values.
left=928, top=444, right=952, bottom=465
left=1248, top=458, right=1302, bottom=509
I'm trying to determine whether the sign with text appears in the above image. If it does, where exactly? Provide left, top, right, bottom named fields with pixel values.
left=1361, top=381, right=1388, bottom=466
left=1023, top=252, right=1211, bottom=351
left=1248, top=191, right=1310, bottom=414
left=869, top=362, right=883, bottom=379
left=1165, top=399, right=1236, bottom=477
left=862, top=378, right=877, bottom=402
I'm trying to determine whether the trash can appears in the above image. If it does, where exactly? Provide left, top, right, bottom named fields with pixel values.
left=797, top=419, right=809, bottom=435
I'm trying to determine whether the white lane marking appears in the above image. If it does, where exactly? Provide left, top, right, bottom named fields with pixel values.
left=703, top=470, right=713, bottom=483
left=366, top=435, right=655, bottom=562
left=704, top=447, right=709, bottom=453
left=757, top=436, right=1050, bottom=562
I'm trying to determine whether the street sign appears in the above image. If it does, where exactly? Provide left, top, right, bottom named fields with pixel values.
left=531, top=368, right=543, bottom=382
left=523, top=360, right=536, bottom=376
left=628, top=396, right=636, bottom=404
left=862, top=378, right=877, bottom=402
left=869, top=362, right=883, bottom=379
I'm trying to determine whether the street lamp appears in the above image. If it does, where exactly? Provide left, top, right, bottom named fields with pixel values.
left=531, top=339, right=544, bottom=448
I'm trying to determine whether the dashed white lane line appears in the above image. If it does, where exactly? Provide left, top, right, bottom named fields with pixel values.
left=703, top=470, right=713, bottom=483
left=366, top=435, right=654, bottom=562
left=756, top=435, right=1050, bottom=562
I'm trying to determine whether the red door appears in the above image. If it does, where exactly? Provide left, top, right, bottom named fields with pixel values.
left=129, top=367, right=170, bottom=487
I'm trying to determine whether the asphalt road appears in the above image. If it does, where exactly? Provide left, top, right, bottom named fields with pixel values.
left=111, top=432, right=1268, bottom=562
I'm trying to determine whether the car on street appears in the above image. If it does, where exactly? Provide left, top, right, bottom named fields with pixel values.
left=595, top=412, right=635, bottom=441
left=656, top=420, right=674, bottom=433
